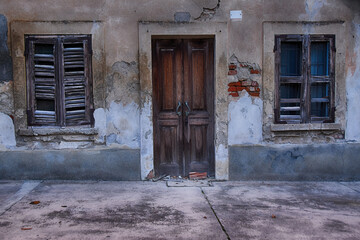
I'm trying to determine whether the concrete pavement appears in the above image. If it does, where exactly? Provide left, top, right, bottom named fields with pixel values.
left=0, top=180, right=359, bottom=239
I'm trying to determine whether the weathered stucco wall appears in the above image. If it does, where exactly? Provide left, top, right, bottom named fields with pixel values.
left=346, top=13, right=360, bottom=141
left=0, top=0, right=359, bottom=180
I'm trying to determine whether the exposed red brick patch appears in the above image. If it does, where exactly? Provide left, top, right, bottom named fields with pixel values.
left=236, top=86, right=247, bottom=91
left=228, top=60, right=261, bottom=98
left=228, top=82, right=242, bottom=87
left=228, top=64, right=237, bottom=70
left=229, top=92, right=239, bottom=97
left=228, top=70, right=237, bottom=75
left=249, top=92, right=260, bottom=97
left=250, top=69, right=260, bottom=74
left=228, top=86, right=237, bottom=92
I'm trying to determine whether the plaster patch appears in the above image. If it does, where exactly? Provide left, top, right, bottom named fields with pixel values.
left=94, top=108, right=106, bottom=143
left=215, top=144, right=228, bottom=180
left=106, top=101, right=140, bottom=148
left=228, top=91, right=263, bottom=145
left=0, top=112, right=16, bottom=149
left=346, top=22, right=360, bottom=141
left=140, top=101, right=154, bottom=179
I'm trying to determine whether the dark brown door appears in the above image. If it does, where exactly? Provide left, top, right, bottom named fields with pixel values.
left=152, top=38, right=215, bottom=177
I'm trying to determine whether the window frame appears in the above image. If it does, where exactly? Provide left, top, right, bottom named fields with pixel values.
left=274, top=34, right=335, bottom=124
left=25, top=35, right=94, bottom=127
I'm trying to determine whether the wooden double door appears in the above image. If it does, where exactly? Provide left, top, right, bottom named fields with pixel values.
left=152, top=38, right=215, bottom=177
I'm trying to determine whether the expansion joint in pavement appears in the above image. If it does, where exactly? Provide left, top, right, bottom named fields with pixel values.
left=338, top=182, right=360, bottom=193
left=200, top=188, right=231, bottom=240
left=0, top=180, right=42, bottom=216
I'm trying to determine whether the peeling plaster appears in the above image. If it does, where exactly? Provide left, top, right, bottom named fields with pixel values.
left=194, top=0, right=221, bottom=21
left=228, top=91, right=263, bottom=145
left=215, top=144, right=228, bottom=180
left=106, top=101, right=140, bottom=148
left=0, top=81, right=14, bottom=115
left=94, top=108, right=106, bottom=143
left=0, top=112, right=16, bottom=149
left=106, top=61, right=140, bottom=107
left=346, top=21, right=360, bottom=141
left=140, top=101, right=154, bottom=180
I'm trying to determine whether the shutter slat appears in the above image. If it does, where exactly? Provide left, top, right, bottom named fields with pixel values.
left=34, top=54, right=54, bottom=58
left=65, top=71, right=85, bottom=77
left=35, top=71, right=55, bottom=77
left=35, top=64, right=54, bottom=69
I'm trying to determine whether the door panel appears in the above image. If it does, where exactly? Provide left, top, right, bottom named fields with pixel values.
left=152, top=38, right=214, bottom=177
left=152, top=39, right=183, bottom=176
left=184, top=39, right=215, bottom=176
left=160, top=50, right=175, bottom=110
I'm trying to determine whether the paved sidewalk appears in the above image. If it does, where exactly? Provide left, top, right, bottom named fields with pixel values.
left=0, top=180, right=359, bottom=240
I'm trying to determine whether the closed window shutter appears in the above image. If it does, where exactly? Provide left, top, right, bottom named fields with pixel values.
left=62, top=37, right=92, bottom=126
left=27, top=39, right=58, bottom=125
left=26, top=35, right=93, bottom=127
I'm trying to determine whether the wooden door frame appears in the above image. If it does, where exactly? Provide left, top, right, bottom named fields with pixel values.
left=139, top=22, right=229, bottom=180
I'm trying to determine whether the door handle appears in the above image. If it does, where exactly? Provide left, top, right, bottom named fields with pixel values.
left=176, top=101, right=182, bottom=116
left=184, top=101, right=191, bottom=116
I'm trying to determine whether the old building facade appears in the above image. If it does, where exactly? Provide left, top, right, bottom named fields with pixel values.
left=0, top=0, right=359, bottom=180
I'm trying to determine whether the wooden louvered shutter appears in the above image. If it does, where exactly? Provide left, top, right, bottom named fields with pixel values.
left=26, top=37, right=58, bottom=126
left=62, top=36, right=93, bottom=126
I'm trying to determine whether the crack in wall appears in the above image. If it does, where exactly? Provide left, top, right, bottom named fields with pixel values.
left=194, top=0, right=221, bottom=21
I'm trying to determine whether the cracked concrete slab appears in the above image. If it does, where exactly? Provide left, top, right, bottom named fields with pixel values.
left=202, top=181, right=360, bottom=240
left=0, top=181, right=225, bottom=240
left=166, top=180, right=213, bottom=187
left=0, top=181, right=40, bottom=216
left=0, top=181, right=359, bottom=240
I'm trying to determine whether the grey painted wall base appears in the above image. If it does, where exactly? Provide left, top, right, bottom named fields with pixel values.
left=229, top=143, right=360, bottom=181
left=0, top=148, right=140, bottom=180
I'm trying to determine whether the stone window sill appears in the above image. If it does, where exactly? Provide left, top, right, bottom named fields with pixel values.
left=18, top=126, right=98, bottom=136
left=270, top=123, right=342, bottom=132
